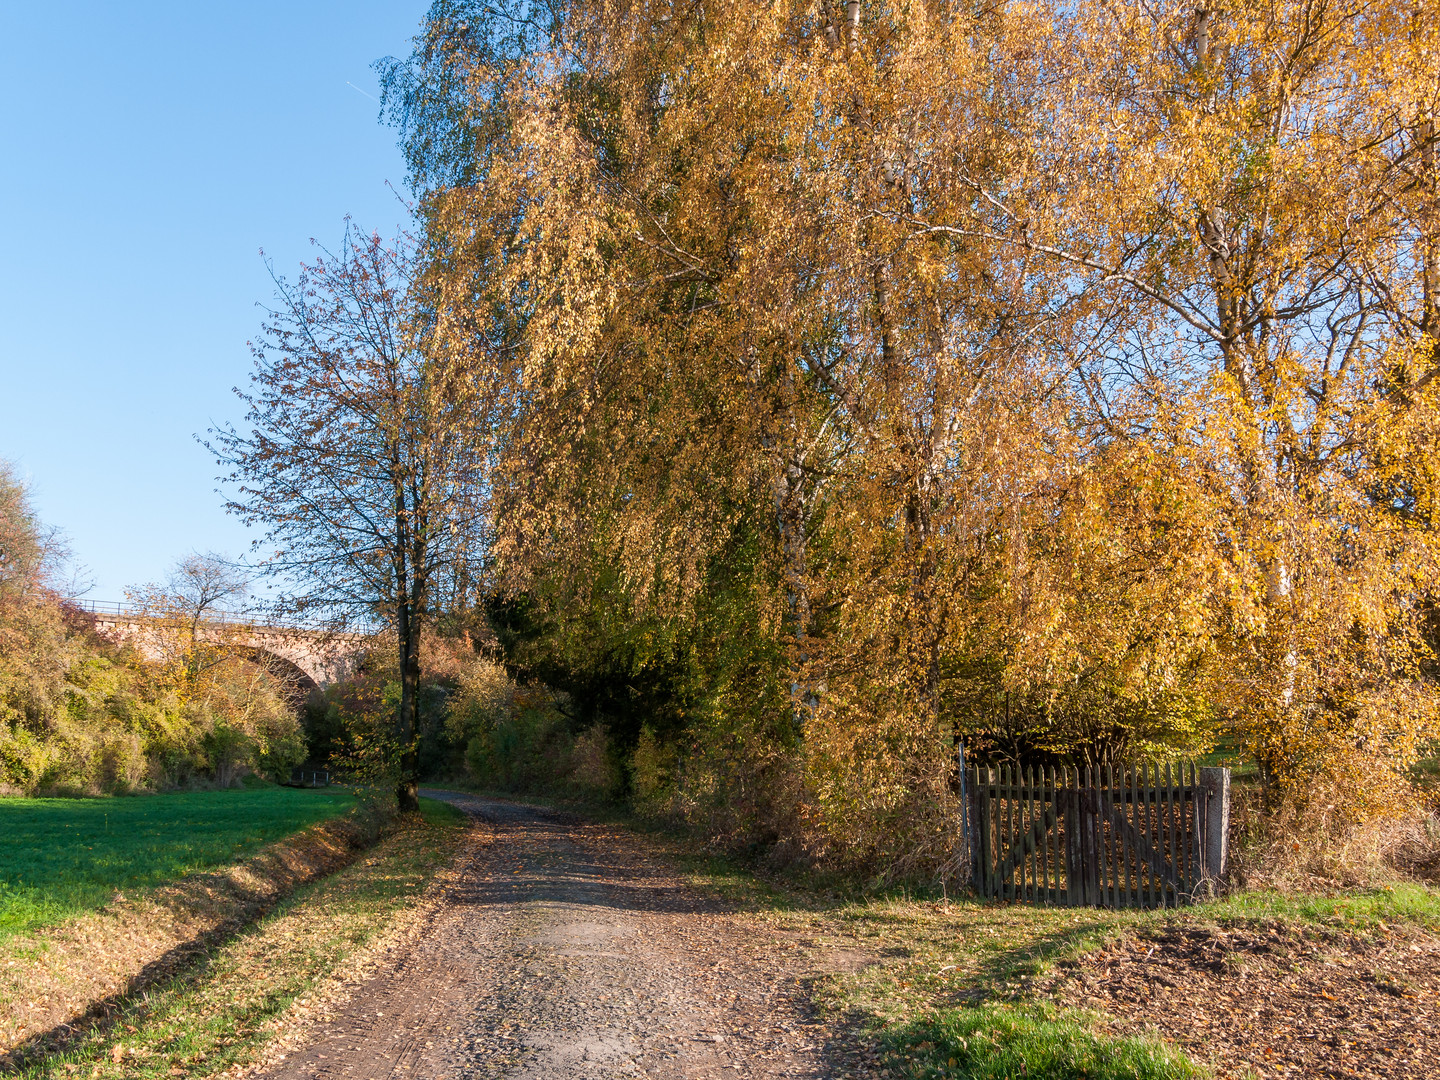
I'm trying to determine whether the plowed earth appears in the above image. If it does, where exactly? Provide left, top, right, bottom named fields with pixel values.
left=254, top=794, right=869, bottom=1080
left=1042, top=920, right=1440, bottom=1079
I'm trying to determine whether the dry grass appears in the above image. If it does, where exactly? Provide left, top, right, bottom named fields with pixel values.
left=2, top=799, right=466, bottom=1078
left=1227, top=783, right=1440, bottom=892
left=1384, top=812, right=1440, bottom=882
left=0, top=797, right=395, bottom=1058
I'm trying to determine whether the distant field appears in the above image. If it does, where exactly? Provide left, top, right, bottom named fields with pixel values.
left=0, top=787, right=355, bottom=940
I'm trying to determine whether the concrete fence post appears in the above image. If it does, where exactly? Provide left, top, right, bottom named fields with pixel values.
left=1198, top=767, right=1231, bottom=897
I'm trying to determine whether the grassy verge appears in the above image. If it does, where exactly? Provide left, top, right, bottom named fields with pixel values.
left=0, top=787, right=356, bottom=939
left=667, top=846, right=1439, bottom=1078
left=789, top=894, right=1199, bottom=1079
left=879, top=1004, right=1199, bottom=1080
left=799, top=881, right=1437, bottom=1078
left=7, top=798, right=466, bottom=1079
left=1203, top=880, right=1440, bottom=930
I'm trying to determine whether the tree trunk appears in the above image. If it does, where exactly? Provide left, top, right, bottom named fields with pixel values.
left=395, top=599, right=421, bottom=813
left=1420, top=115, right=1437, bottom=345
left=776, top=454, right=815, bottom=736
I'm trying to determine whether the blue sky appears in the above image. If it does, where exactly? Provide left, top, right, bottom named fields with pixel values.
left=0, top=1, right=428, bottom=599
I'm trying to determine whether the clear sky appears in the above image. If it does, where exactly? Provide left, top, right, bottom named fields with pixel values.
left=0, top=1, right=428, bottom=600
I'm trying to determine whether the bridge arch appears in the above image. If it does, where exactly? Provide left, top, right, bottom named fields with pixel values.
left=238, top=646, right=321, bottom=703
left=69, top=602, right=367, bottom=689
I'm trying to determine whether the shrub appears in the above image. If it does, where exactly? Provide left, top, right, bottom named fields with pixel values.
left=569, top=724, right=617, bottom=795
left=463, top=692, right=572, bottom=791
left=630, top=726, right=677, bottom=819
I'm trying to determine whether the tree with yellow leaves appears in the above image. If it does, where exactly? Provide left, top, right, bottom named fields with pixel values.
left=381, top=0, right=1440, bottom=867
left=914, top=0, right=1440, bottom=817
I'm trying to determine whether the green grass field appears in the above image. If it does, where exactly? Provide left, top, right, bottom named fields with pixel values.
left=0, top=787, right=356, bottom=940
left=13, top=798, right=465, bottom=1079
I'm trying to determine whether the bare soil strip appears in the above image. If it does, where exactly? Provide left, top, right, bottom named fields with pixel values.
left=254, top=793, right=857, bottom=1080
left=1043, top=921, right=1440, bottom=1079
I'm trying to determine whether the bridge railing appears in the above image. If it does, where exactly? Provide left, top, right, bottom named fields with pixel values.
left=63, top=598, right=345, bottom=634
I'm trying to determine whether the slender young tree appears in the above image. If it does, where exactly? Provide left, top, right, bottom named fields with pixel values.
left=124, top=552, right=253, bottom=697
left=208, top=226, right=492, bottom=810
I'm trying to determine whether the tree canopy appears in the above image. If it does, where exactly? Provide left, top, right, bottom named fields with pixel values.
left=349, top=0, right=1440, bottom=865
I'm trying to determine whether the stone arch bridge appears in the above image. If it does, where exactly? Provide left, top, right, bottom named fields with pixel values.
left=68, top=600, right=370, bottom=693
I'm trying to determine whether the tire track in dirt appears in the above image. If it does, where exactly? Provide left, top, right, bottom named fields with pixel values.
left=257, top=793, right=849, bottom=1079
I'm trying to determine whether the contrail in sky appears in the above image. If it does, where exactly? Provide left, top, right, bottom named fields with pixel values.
left=347, top=81, right=379, bottom=103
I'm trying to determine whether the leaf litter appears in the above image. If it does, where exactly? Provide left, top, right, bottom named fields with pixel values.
left=1041, top=919, right=1439, bottom=1078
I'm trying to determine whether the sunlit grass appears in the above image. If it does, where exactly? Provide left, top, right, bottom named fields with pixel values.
left=10, top=798, right=465, bottom=1078
left=883, top=1003, right=1201, bottom=1080
left=0, top=787, right=356, bottom=939
left=1205, top=882, right=1440, bottom=930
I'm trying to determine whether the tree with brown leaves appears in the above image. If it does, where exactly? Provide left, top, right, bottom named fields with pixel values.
left=208, top=227, right=495, bottom=811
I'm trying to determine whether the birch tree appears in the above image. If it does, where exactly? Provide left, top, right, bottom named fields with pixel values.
left=915, top=0, right=1440, bottom=812
left=389, top=0, right=1440, bottom=860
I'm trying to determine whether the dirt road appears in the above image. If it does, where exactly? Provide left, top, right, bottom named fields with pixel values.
left=258, top=793, right=856, bottom=1080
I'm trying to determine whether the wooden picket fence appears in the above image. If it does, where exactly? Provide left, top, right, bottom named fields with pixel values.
left=965, top=763, right=1230, bottom=908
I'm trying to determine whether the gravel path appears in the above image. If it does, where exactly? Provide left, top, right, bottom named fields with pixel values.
left=258, top=793, right=847, bottom=1079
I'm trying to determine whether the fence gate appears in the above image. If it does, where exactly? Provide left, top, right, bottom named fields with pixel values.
left=286, top=768, right=332, bottom=788
left=967, top=763, right=1230, bottom=908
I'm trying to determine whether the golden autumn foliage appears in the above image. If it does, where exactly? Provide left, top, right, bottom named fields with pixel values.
left=123, top=555, right=306, bottom=788
left=378, top=0, right=1440, bottom=869
left=1, top=470, right=305, bottom=794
